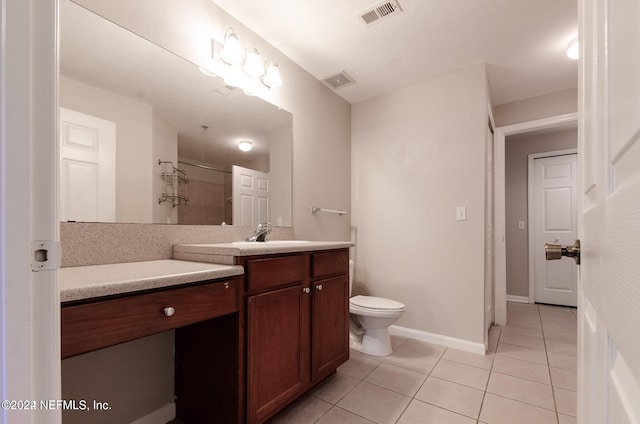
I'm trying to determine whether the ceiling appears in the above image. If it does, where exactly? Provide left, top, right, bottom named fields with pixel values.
left=211, top=0, right=578, bottom=105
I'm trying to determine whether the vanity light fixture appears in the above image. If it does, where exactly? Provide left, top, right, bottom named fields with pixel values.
left=262, top=61, right=283, bottom=88
left=202, top=28, right=284, bottom=93
left=238, top=140, right=253, bottom=152
left=567, top=38, right=579, bottom=60
left=220, top=28, right=243, bottom=65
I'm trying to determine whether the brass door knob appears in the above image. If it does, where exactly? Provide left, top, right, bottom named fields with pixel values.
left=544, top=240, right=581, bottom=265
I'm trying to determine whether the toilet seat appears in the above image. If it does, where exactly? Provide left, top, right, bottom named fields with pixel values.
left=350, top=295, right=406, bottom=312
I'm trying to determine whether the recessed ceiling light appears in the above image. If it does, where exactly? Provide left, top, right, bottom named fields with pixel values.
left=238, top=141, right=253, bottom=152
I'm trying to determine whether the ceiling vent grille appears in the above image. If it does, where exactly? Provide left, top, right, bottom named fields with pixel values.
left=322, top=71, right=356, bottom=90
left=359, top=1, right=403, bottom=25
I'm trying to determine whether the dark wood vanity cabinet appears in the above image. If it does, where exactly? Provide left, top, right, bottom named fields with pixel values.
left=242, top=249, right=349, bottom=424
left=61, top=277, right=243, bottom=423
left=60, top=248, right=349, bottom=424
left=247, top=283, right=311, bottom=423
left=311, top=274, right=349, bottom=381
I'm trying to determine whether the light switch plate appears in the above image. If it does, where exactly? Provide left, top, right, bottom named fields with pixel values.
left=518, top=220, right=526, bottom=230
left=456, top=206, right=467, bottom=221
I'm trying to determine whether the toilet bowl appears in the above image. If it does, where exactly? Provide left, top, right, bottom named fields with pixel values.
left=349, top=261, right=406, bottom=357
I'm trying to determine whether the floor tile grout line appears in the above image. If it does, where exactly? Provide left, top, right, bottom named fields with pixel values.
left=281, top=304, right=576, bottom=424
left=538, top=303, right=563, bottom=424
left=392, top=342, right=474, bottom=424
left=489, top=368, right=552, bottom=386
left=490, top=306, right=567, bottom=419
left=343, top=338, right=447, bottom=424
left=477, top=324, right=501, bottom=422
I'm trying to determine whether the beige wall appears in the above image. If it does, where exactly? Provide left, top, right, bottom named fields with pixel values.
left=269, top=123, right=293, bottom=227
left=64, top=1, right=351, bottom=422
left=493, top=87, right=577, bottom=127
left=351, top=65, right=489, bottom=344
left=152, top=112, right=179, bottom=224
left=505, top=128, right=577, bottom=298
left=62, top=332, right=175, bottom=424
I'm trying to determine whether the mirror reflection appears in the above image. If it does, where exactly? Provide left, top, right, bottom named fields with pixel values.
left=59, top=2, right=293, bottom=226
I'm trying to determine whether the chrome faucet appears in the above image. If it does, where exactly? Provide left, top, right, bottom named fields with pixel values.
left=245, top=221, right=272, bottom=242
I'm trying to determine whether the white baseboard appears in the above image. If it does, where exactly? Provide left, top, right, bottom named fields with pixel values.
left=130, top=403, right=175, bottom=424
left=389, top=325, right=486, bottom=355
left=506, top=295, right=530, bottom=303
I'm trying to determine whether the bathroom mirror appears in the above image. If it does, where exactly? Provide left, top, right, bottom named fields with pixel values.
left=59, top=1, right=292, bottom=225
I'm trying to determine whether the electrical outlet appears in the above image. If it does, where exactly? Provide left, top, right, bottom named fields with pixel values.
left=456, top=206, right=467, bottom=221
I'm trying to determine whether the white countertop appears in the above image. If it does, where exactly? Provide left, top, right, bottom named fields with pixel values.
left=59, top=259, right=244, bottom=303
left=173, top=240, right=353, bottom=262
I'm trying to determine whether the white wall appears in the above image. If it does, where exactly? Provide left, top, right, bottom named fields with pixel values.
left=352, top=65, right=489, bottom=344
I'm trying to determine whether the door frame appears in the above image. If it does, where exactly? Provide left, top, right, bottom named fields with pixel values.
left=484, top=111, right=495, bottom=348
left=527, top=149, right=578, bottom=303
left=1, top=0, right=60, bottom=422
left=493, top=112, right=577, bottom=325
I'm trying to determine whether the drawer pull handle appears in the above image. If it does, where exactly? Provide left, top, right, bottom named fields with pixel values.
left=303, top=287, right=310, bottom=294
left=316, top=285, right=323, bottom=291
left=163, top=307, right=176, bottom=317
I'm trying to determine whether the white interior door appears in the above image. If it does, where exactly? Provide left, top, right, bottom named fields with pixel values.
left=59, top=107, right=116, bottom=222
left=232, top=165, right=269, bottom=226
left=578, top=0, right=640, bottom=421
left=532, top=153, right=577, bottom=306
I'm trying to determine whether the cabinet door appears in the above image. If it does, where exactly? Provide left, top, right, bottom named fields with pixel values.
left=312, top=274, right=349, bottom=381
left=247, top=285, right=310, bottom=423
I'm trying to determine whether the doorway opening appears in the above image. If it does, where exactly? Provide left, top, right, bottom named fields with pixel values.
left=493, top=113, right=578, bottom=326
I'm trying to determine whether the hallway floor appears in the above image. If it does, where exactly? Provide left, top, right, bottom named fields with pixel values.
left=268, top=302, right=577, bottom=424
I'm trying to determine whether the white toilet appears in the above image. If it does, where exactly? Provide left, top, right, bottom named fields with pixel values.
left=349, top=261, right=406, bottom=357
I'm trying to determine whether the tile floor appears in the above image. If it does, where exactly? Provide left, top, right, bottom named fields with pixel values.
left=268, top=302, right=577, bottom=424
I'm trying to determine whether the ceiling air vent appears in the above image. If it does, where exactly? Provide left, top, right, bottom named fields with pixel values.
left=321, top=71, right=356, bottom=90
left=359, top=1, right=403, bottom=25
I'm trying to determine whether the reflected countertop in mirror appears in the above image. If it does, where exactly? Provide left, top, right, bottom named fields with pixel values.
left=60, top=1, right=292, bottom=226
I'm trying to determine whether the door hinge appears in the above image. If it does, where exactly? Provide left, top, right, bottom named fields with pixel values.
left=31, top=240, right=61, bottom=272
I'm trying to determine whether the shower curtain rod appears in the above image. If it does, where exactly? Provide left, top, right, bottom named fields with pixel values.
left=178, top=160, right=231, bottom=174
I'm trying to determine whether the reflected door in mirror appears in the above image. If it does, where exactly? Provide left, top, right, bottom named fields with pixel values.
left=232, top=165, right=269, bottom=226
left=60, top=108, right=116, bottom=222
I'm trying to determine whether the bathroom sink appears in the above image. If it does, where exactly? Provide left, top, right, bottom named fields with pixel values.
left=231, top=240, right=311, bottom=245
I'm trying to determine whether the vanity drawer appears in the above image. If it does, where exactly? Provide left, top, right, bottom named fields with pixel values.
left=62, top=279, right=238, bottom=358
left=311, top=250, right=349, bottom=278
left=246, top=255, right=306, bottom=293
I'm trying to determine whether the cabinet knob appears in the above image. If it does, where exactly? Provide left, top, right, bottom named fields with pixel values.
left=316, top=285, right=323, bottom=291
left=303, top=287, right=310, bottom=294
left=163, top=306, right=176, bottom=317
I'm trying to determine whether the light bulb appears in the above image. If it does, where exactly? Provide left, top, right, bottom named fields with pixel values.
left=567, top=38, right=579, bottom=60
left=262, top=61, right=283, bottom=87
left=220, top=29, right=243, bottom=65
left=243, top=48, right=264, bottom=77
